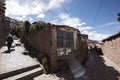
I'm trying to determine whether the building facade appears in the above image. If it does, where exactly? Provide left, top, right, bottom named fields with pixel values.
left=21, top=23, right=88, bottom=72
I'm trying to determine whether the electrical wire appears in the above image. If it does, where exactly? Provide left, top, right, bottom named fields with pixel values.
left=92, top=0, right=103, bottom=27
left=31, top=0, right=41, bottom=13
left=33, top=0, right=79, bottom=27
left=58, top=0, right=79, bottom=26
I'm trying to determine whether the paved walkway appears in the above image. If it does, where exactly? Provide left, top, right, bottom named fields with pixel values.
left=1, top=38, right=120, bottom=80
left=34, top=51, right=120, bottom=80
left=81, top=51, right=120, bottom=80
left=0, top=38, right=39, bottom=74
left=68, top=58, right=85, bottom=79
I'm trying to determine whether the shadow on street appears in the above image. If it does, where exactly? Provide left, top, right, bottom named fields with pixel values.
left=83, top=52, right=120, bottom=80
left=21, top=42, right=120, bottom=80
left=2, top=49, right=15, bottom=53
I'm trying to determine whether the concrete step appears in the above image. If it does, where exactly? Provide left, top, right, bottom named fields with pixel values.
left=13, top=37, right=18, bottom=40
left=15, top=43, right=21, bottom=46
left=14, top=39, right=21, bottom=46
left=0, top=64, right=40, bottom=79
left=4, top=67, right=43, bottom=80
left=34, top=74, right=62, bottom=80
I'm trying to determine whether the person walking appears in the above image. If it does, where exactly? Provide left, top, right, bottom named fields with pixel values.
left=7, top=35, right=13, bottom=50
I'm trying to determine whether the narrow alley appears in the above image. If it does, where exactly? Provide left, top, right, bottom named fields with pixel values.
left=0, top=0, right=120, bottom=80
left=0, top=37, right=74, bottom=80
left=0, top=37, right=120, bottom=80
left=79, top=51, right=120, bottom=80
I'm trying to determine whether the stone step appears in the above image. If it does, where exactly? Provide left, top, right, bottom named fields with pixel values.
left=15, top=43, right=21, bottom=46
left=14, top=39, right=21, bottom=46
left=4, top=67, right=43, bottom=80
left=34, top=74, right=62, bottom=80
left=0, top=64, right=40, bottom=79
left=13, top=37, right=18, bottom=40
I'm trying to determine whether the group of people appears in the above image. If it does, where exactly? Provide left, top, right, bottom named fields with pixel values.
left=89, top=46, right=103, bottom=55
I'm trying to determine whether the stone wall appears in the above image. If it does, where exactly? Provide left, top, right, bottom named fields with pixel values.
left=0, top=0, right=5, bottom=16
left=0, top=0, right=10, bottom=48
left=101, top=33, right=120, bottom=67
left=25, top=26, right=52, bottom=56
left=23, top=25, right=56, bottom=72
left=0, top=19, right=10, bottom=48
left=17, top=23, right=88, bottom=72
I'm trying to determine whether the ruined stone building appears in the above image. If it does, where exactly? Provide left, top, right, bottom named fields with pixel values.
left=0, top=0, right=10, bottom=48
left=101, top=32, right=120, bottom=67
left=19, top=22, right=88, bottom=72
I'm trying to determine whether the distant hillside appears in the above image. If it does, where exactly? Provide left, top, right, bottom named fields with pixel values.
left=88, top=39, right=98, bottom=45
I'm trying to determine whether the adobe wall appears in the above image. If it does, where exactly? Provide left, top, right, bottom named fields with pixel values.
left=101, top=36, right=120, bottom=67
left=25, top=27, right=51, bottom=56
left=23, top=26, right=58, bottom=72
left=77, top=34, right=88, bottom=63
left=0, top=0, right=10, bottom=48
left=19, top=24, right=88, bottom=72
left=50, top=26, right=58, bottom=72
left=0, top=20, right=10, bottom=48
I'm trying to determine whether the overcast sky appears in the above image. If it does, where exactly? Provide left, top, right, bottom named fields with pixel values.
left=5, top=0, right=120, bottom=41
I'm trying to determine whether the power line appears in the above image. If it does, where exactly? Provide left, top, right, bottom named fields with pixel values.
left=31, top=0, right=42, bottom=13
left=33, top=0, right=79, bottom=26
left=92, top=0, right=103, bottom=27
left=58, top=0, right=79, bottom=27
left=58, top=0, right=70, bottom=15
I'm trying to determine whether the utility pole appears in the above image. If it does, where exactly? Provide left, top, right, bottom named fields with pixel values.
left=118, top=12, right=120, bottom=22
